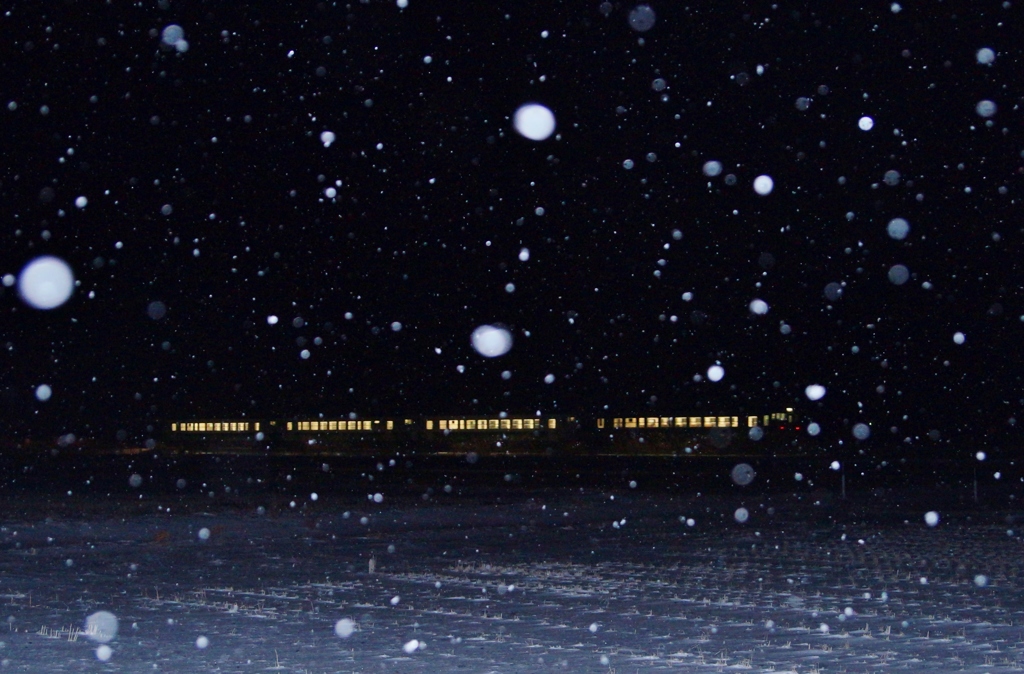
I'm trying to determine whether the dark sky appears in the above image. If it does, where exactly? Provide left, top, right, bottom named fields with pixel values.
left=1, top=1, right=1020, bottom=443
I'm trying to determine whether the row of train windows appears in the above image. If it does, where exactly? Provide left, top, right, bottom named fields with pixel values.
left=599, top=414, right=792, bottom=429
left=172, top=421, right=259, bottom=433
left=288, top=420, right=396, bottom=431
left=600, top=416, right=746, bottom=429
left=427, top=418, right=555, bottom=431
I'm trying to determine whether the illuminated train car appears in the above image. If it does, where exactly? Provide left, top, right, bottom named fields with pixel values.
left=166, top=410, right=803, bottom=457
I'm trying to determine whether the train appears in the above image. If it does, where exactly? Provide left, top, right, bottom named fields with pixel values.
left=163, top=409, right=813, bottom=458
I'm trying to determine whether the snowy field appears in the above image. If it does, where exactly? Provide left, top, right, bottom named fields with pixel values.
left=0, top=488, right=1023, bottom=672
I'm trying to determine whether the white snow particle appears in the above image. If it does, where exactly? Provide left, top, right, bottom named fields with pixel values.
left=471, top=325, right=512, bottom=357
left=924, top=511, right=940, bottom=527
left=753, top=175, right=774, bottom=195
left=85, top=611, right=119, bottom=644
left=749, top=299, right=769, bottom=315
left=195, top=636, right=209, bottom=649
left=334, top=618, right=356, bottom=638
left=805, top=384, right=826, bottom=401
left=35, top=384, right=52, bottom=402
left=707, top=365, right=725, bottom=382
left=953, top=331, right=965, bottom=345
left=198, top=527, right=210, bottom=540
left=402, top=639, right=420, bottom=654
left=858, top=116, right=874, bottom=131
left=513, top=103, right=556, bottom=141
left=734, top=507, right=749, bottom=523
left=18, top=256, right=74, bottom=310
left=75, top=196, right=87, bottom=209
left=95, top=645, right=112, bottom=661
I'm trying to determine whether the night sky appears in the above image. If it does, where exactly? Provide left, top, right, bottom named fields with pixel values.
left=1, top=1, right=1020, bottom=444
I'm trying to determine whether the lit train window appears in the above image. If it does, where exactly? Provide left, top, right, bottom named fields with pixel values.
left=625, top=418, right=637, bottom=428
left=514, top=419, right=524, bottom=429
left=596, top=419, right=605, bottom=429
left=660, top=417, right=669, bottom=428
left=647, top=417, right=659, bottom=428
left=613, top=418, right=623, bottom=429
left=171, top=423, right=177, bottom=431
left=718, top=416, right=730, bottom=428
left=426, top=420, right=434, bottom=430
left=704, top=417, right=716, bottom=428
left=387, top=420, right=394, bottom=430
left=731, top=416, right=739, bottom=428
left=547, top=419, right=557, bottom=429
left=498, top=419, right=509, bottom=430
left=689, top=417, right=701, bottom=428
left=747, top=416, right=758, bottom=427
left=674, top=417, right=685, bottom=427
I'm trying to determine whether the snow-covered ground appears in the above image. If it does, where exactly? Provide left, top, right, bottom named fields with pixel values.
left=0, top=489, right=1022, bottom=672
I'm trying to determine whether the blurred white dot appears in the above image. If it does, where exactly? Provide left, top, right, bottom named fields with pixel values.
left=161, top=24, right=184, bottom=46
left=35, top=384, right=52, bottom=402
left=753, top=175, right=774, bottom=195
left=749, top=299, right=769, bottom=315
left=2, top=274, right=14, bottom=287
left=18, top=256, right=74, bottom=309
left=85, top=611, right=119, bottom=644
left=852, top=423, right=871, bottom=440
left=320, top=131, right=336, bottom=147
left=397, top=0, right=408, bottom=8
left=391, top=321, right=402, bottom=332
left=335, top=618, right=356, bottom=638
left=324, top=187, right=337, bottom=198
left=195, top=636, right=209, bottom=649
left=300, top=349, right=311, bottom=359
left=976, top=100, right=997, bottom=118
left=267, top=315, right=278, bottom=325
left=518, top=248, right=530, bottom=262
left=888, top=264, right=910, bottom=285
left=887, top=217, right=910, bottom=240
left=702, top=160, right=723, bottom=177
left=513, top=103, right=555, bottom=141
left=96, top=645, right=112, bottom=661
left=75, top=196, right=88, bottom=209
left=402, top=639, right=420, bottom=654
left=924, top=511, right=940, bottom=527
left=471, top=325, right=512, bottom=357
left=589, top=622, right=599, bottom=633
left=734, top=507, right=749, bottom=523
left=974, top=574, right=988, bottom=587
left=390, top=595, right=401, bottom=605
left=310, top=492, right=318, bottom=501
left=129, top=473, right=143, bottom=488
left=707, top=365, right=725, bottom=382
left=830, top=461, right=841, bottom=471
left=858, top=116, right=874, bottom=131
left=976, top=47, right=996, bottom=65
left=628, top=4, right=656, bottom=31
left=544, top=373, right=556, bottom=384
left=807, top=422, right=821, bottom=436
left=794, top=472, right=803, bottom=481
left=976, top=451, right=986, bottom=461
left=198, top=527, right=210, bottom=540
left=953, top=331, right=965, bottom=345
left=805, top=384, right=826, bottom=401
